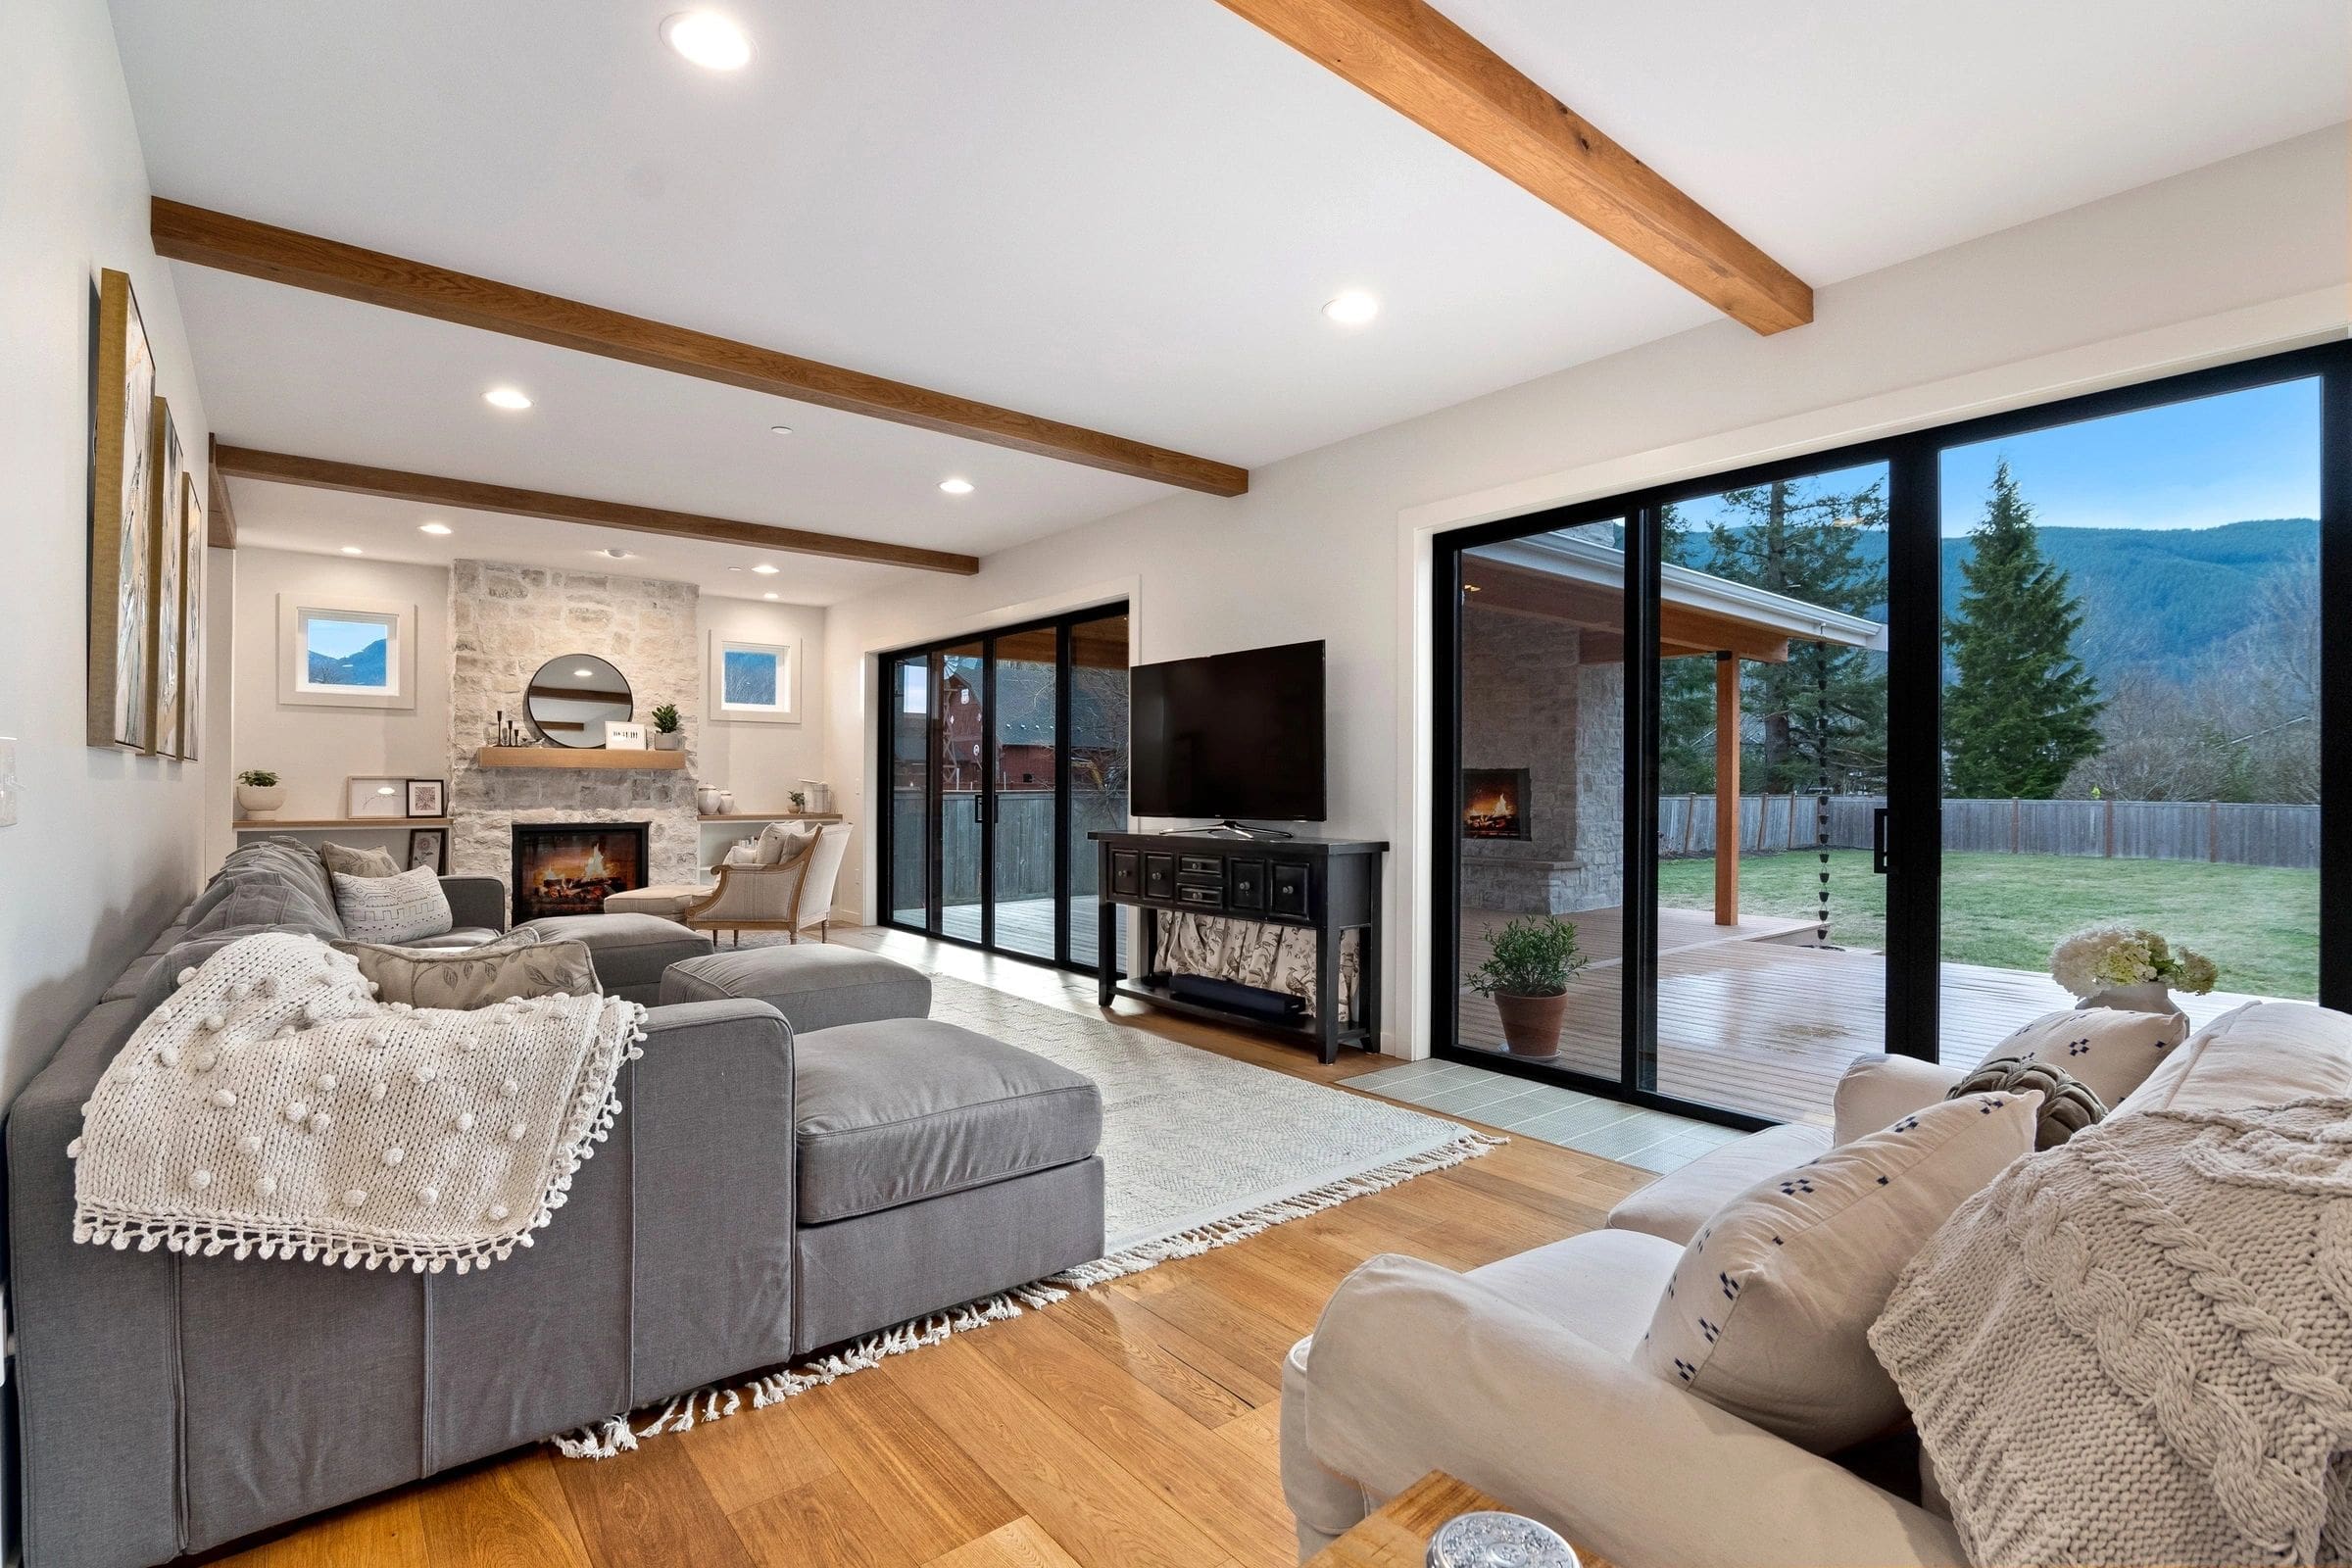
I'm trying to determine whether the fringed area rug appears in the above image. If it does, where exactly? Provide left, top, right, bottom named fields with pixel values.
left=559, top=969, right=1496, bottom=1456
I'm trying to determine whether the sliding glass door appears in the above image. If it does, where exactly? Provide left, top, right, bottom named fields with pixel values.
left=879, top=604, right=1131, bottom=972
left=1433, top=343, right=2348, bottom=1130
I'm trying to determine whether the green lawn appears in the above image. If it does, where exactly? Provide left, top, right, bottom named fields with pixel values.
left=1656, top=850, right=2319, bottom=1001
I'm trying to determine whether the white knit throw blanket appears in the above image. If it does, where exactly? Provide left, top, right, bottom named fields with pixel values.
left=69, top=932, right=646, bottom=1274
left=1871, top=1100, right=2352, bottom=1567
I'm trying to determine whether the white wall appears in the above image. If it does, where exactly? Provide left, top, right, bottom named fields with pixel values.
left=230, top=548, right=453, bottom=820
left=822, top=125, right=2351, bottom=1054
left=695, top=596, right=828, bottom=806
left=0, top=0, right=213, bottom=1102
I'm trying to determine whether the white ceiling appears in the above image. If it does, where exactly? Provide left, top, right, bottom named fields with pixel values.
left=109, top=1, right=2348, bottom=586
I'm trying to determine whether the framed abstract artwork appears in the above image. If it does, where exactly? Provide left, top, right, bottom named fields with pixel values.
left=407, top=828, right=448, bottom=875
left=87, top=269, right=157, bottom=751
left=147, top=401, right=184, bottom=759
left=405, top=778, right=445, bottom=817
left=177, top=469, right=206, bottom=760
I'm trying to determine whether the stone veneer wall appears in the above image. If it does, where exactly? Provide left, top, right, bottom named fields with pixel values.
left=447, top=560, right=703, bottom=895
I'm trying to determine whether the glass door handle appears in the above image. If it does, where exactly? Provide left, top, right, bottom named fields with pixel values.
left=1872, top=807, right=1890, bottom=875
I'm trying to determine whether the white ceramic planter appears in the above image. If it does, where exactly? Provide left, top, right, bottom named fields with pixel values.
left=2085, top=981, right=2178, bottom=1015
left=653, top=732, right=683, bottom=752
left=237, top=783, right=286, bottom=818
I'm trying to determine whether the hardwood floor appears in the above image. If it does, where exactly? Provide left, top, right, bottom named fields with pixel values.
left=209, top=927, right=1650, bottom=1568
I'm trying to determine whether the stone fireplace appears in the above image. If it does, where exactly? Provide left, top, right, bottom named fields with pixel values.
left=510, top=821, right=650, bottom=923
left=448, top=559, right=704, bottom=897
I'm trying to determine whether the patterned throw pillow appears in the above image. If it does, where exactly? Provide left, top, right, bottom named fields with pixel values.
left=1637, top=1090, right=2040, bottom=1452
left=337, top=931, right=598, bottom=1009
left=1987, top=1004, right=2188, bottom=1107
left=319, top=841, right=400, bottom=879
left=1946, top=1054, right=2105, bottom=1149
left=330, top=864, right=454, bottom=945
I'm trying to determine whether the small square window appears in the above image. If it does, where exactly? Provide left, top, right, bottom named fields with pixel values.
left=300, top=610, right=397, bottom=693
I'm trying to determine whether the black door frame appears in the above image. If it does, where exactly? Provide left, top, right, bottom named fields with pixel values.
left=876, top=602, right=1130, bottom=975
left=1432, top=339, right=2351, bottom=1129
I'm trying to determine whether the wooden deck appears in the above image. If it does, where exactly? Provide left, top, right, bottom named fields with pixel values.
left=898, top=897, right=1123, bottom=968
left=1457, top=905, right=2262, bottom=1125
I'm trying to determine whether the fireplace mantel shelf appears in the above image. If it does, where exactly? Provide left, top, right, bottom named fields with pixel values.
left=473, top=746, right=687, bottom=771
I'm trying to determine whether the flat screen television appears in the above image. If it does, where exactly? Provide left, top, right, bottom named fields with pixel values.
left=1130, top=639, right=1325, bottom=822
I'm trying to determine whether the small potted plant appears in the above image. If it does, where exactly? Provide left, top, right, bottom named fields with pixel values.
left=1466, top=914, right=1586, bottom=1057
left=650, top=704, right=684, bottom=752
left=2050, top=922, right=2218, bottom=1013
left=235, top=768, right=285, bottom=819
left=789, top=789, right=808, bottom=814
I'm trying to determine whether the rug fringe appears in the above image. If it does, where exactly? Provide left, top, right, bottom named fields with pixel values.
left=551, top=1128, right=1501, bottom=1458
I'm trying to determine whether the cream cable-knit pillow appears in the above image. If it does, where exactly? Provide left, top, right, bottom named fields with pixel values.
left=332, top=864, right=453, bottom=944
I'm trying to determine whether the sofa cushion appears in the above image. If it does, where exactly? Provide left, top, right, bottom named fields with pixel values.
left=1468, top=1228, right=1683, bottom=1360
left=514, top=913, right=712, bottom=998
left=400, top=927, right=503, bottom=951
left=1830, top=1054, right=1969, bottom=1146
left=1635, top=1089, right=2039, bottom=1453
left=1606, top=1122, right=1833, bottom=1245
left=2113, top=1001, right=2352, bottom=1116
left=1982, top=1003, right=2188, bottom=1107
left=335, top=930, right=597, bottom=1009
left=319, top=841, right=400, bottom=878
left=793, top=1018, right=1102, bottom=1224
left=660, top=945, right=931, bottom=1034
left=330, top=864, right=454, bottom=944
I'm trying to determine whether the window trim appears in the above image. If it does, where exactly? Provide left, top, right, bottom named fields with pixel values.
left=276, top=594, right=416, bottom=710
left=708, top=631, right=801, bottom=723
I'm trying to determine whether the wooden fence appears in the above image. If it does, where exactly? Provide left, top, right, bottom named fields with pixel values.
left=1657, top=794, right=2319, bottom=870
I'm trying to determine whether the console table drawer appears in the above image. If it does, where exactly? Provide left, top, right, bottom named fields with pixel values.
left=1109, top=850, right=1143, bottom=897
left=1143, top=854, right=1177, bottom=898
left=1226, top=857, right=1267, bottom=911
left=1269, top=860, right=1311, bottom=917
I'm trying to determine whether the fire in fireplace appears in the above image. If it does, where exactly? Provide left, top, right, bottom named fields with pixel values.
left=510, top=822, right=650, bottom=922
left=1462, top=768, right=1532, bottom=840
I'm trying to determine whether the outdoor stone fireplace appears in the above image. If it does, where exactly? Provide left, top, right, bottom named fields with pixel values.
left=1457, top=602, right=1623, bottom=915
left=447, top=559, right=704, bottom=894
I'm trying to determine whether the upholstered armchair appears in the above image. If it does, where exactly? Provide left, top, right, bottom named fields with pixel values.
left=681, top=823, right=851, bottom=945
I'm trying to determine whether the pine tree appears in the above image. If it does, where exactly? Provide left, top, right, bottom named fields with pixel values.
left=1657, top=503, right=1721, bottom=793
left=1700, top=478, right=1889, bottom=795
left=1943, top=460, right=2104, bottom=797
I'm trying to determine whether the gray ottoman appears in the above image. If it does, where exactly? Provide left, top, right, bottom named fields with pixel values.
left=789, top=1018, right=1104, bottom=1353
left=659, top=944, right=931, bottom=1034
left=515, top=912, right=713, bottom=1004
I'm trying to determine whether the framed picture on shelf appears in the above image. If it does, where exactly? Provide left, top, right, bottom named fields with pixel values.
left=344, top=775, right=406, bottom=818
left=407, top=827, right=448, bottom=875
left=405, top=777, right=446, bottom=817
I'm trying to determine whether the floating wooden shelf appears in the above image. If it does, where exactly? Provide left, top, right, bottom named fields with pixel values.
left=472, top=746, right=687, bottom=771
left=234, top=817, right=453, bottom=831
left=699, top=811, right=844, bottom=823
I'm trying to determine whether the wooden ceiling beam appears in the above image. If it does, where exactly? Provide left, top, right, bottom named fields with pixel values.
left=154, top=199, right=1249, bottom=497
left=1213, top=0, right=1812, bottom=334
left=212, top=446, right=982, bottom=576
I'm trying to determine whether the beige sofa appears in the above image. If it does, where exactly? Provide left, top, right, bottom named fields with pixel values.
left=1281, top=1003, right=2352, bottom=1567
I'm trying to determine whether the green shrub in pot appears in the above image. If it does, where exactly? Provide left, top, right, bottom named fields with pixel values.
left=1465, top=914, right=1586, bottom=1057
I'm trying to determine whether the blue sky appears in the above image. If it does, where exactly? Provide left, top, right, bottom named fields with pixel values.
left=1656, top=376, right=2322, bottom=538
left=305, top=614, right=387, bottom=658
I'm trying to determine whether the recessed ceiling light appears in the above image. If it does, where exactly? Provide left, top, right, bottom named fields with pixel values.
left=340, top=546, right=364, bottom=555
left=662, top=11, right=752, bottom=71
left=768, top=424, right=794, bottom=436
left=417, top=520, right=452, bottom=536
left=1322, top=290, right=1379, bottom=325
left=761, top=592, right=779, bottom=601
left=483, top=386, right=533, bottom=411
left=751, top=563, right=779, bottom=575
left=938, top=477, right=975, bottom=496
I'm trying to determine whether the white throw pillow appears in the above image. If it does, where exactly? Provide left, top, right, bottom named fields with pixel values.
left=331, top=863, right=454, bottom=945
left=1984, top=1004, right=2188, bottom=1107
left=754, top=820, right=817, bottom=865
left=1637, top=1089, right=2040, bottom=1452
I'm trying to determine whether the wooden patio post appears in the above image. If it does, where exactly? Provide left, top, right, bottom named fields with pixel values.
left=1715, top=653, right=1740, bottom=926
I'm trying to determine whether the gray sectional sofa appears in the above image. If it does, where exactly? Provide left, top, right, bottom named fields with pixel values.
left=5, top=839, right=1105, bottom=1567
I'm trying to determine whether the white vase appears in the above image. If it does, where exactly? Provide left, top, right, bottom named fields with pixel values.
left=2084, top=981, right=2177, bottom=1015
left=236, top=783, right=286, bottom=819
left=695, top=785, right=724, bottom=815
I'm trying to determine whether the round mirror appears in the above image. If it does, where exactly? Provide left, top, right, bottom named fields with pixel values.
left=526, top=655, right=634, bottom=748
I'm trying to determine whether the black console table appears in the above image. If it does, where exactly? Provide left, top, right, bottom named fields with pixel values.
left=1090, top=831, right=1387, bottom=1064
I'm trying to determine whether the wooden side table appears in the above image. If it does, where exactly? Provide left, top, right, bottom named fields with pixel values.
left=1305, top=1471, right=1615, bottom=1568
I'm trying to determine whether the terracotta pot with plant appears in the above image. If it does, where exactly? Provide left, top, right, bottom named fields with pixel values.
left=651, top=704, right=684, bottom=752
left=1466, top=914, right=1586, bottom=1058
left=235, top=768, right=285, bottom=819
